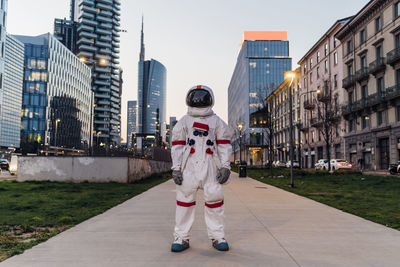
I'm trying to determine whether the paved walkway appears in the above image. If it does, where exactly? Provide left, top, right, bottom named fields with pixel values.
left=2, top=172, right=400, bottom=267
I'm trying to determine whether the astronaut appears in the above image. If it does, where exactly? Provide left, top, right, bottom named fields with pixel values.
left=170, top=85, right=232, bottom=253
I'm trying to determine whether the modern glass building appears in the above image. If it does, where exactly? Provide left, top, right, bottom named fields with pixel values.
left=71, top=0, right=122, bottom=146
left=0, top=35, right=24, bottom=148
left=228, top=31, right=292, bottom=165
left=126, top=100, right=137, bottom=148
left=137, top=19, right=167, bottom=145
left=0, top=0, right=7, bottom=148
left=54, top=18, right=78, bottom=54
left=14, top=33, right=92, bottom=152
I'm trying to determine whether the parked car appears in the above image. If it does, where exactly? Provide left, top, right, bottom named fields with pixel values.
left=9, top=155, right=18, bottom=175
left=315, top=159, right=328, bottom=170
left=330, top=159, right=352, bottom=171
left=286, top=160, right=299, bottom=168
left=0, top=159, right=9, bottom=171
left=273, top=161, right=286, bottom=168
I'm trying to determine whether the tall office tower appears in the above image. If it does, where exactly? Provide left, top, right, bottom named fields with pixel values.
left=14, top=33, right=92, bottom=153
left=127, top=100, right=137, bottom=148
left=72, top=0, right=122, bottom=146
left=228, top=31, right=292, bottom=165
left=0, top=0, right=7, bottom=148
left=0, top=35, right=24, bottom=148
left=137, top=19, right=167, bottom=146
left=54, top=18, right=78, bottom=54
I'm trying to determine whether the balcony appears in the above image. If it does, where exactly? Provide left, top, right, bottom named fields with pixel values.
left=79, top=44, right=97, bottom=52
left=100, top=10, right=113, bottom=17
left=94, top=93, right=110, bottom=99
left=96, top=27, right=112, bottom=35
left=100, top=35, right=112, bottom=42
left=342, top=75, right=355, bottom=89
left=94, top=66, right=111, bottom=73
left=79, top=31, right=97, bottom=39
left=387, top=47, right=400, bottom=66
left=96, top=3, right=113, bottom=11
left=300, top=123, right=309, bottom=132
left=94, top=80, right=110, bottom=86
left=78, top=24, right=94, bottom=32
left=97, top=15, right=113, bottom=24
left=355, top=67, right=369, bottom=82
left=82, top=5, right=97, bottom=14
left=80, top=0, right=94, bottom=7
left=98, top=0, right=113, bottom=4
left=310, top=118, right=323, bottom=128
left=385, top=84, right=400, bottom=101
left=317, top=90, right=331, bottom=103
left=77, top=50, right=93, bottom=58
left=77, top=38, right=94, bottom=45
left=303, top=99, right=315, bottom=110
left=369, top=57, right=386, bottom=76
left=98, top=23, right=113, bottom=30
left=96, top=41, right=112, bottom=48
left=94, top=106, right=111, bottom=112
left=81, top=18, right=97, bottom=27
left=79, top=12, right=95, bottom=20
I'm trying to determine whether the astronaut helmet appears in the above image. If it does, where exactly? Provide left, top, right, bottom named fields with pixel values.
left=186, top=85, right=215, bottom=108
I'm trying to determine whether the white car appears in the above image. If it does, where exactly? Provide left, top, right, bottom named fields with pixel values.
left=286, top=160, right=299, bottom=168
left=330, top=159, right=352, bottom=171
left=315, top=159, right=328, bottom=170
left=273, top=161, right=286, bottom=168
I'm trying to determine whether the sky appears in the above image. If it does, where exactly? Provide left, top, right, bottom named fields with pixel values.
left=7, top=0, right=369, bottom=142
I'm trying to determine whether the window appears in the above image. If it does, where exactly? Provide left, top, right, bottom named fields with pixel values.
left=333, top=52, right=338, bottom=65
left=334, top=38, right=337, bottom=48
left=317, top=52, right=320, bottom=63
left=396, top=2, right=400, bottom=18
left=376, top=16, right=382, bottom=32
left=349, top=119, right=354, bottom=132
left=396, top=68, right=400, bottom=85
left=304, top=78, right=307, bottom=87
left=334, top=74, right=338, bottom=88
left=324, top=60, right=328, bottom=72
left=360, top=29, right=366, bottom=44
left=378, top=110, right=385, bottom=125
left=377, top=77, right=384, bottom=96
left=347, top=64, right=353, bottom=76
left=397, top=105, right=400, bottom=121
left=396, top=33, right=400, bottom=48
left=361, top=85, right=368, bottom=99
left=347, top=40, right=353, bottom=55
left=348, top=91, right=354, bottom=104
left=310, top=72, right=313, bottom=83
left=310, top=58, right=313, bottom=68
left=317, top=67, right=320, bottom=78
left=324, top=43, right=328, bottom=56
left=362, top=116, right=370, bottom=129
left=304, top=64, right=307, bottom=74
left=361, top=56, right=367, bottom=69
left=376, top=45, right=383, bottom=59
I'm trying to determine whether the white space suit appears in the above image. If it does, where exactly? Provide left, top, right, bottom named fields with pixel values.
left=171, top=85, right=232, bottom=252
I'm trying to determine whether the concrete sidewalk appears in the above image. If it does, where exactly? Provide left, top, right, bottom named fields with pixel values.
left=2, top=173, right=400, bottom=267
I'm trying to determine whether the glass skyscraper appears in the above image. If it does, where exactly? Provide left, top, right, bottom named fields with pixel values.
left=127, top=100, right=137, bottom=148
left=0, top=0, right=7, bottom=148
left=228, top=31, right=291, bottom=164
left=15, top=33, right=92, bottom=152
left=137, top=19, right=167, bottom=145
left=0, top=35, right=24, bottom=148
left=71, top=0, right=122, bottom=146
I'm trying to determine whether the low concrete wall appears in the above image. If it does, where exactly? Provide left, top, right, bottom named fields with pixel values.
left=17, top=157, right=171, bottom=183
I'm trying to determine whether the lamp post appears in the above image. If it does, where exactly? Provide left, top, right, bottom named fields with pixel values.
left=285, top=72, right=296, bottom=187
left=237, top=122, right=246, bottom=177
left=54, top=119, right=61, bottom=148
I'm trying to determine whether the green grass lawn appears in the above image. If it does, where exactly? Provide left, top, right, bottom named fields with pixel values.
left=0, top=172, right=171, bottom=262
left=241, top=166, right=400, bottom=231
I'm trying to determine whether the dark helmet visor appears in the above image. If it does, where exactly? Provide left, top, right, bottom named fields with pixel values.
left=186, top=89, right=212, bottom=107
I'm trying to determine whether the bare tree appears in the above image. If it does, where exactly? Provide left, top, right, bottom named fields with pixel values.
left=313, top=80, right=340, bottom=171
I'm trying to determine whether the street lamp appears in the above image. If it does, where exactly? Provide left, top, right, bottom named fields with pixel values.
left=55, top=119, right=61, bottom=148
left=237, top=122, right=246, bottom=177
left=285, top=71, right=296, bottom=188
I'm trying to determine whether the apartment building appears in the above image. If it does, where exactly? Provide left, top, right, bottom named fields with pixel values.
left=336, top=0, right=400, bottom=170
left=266, top=68, right=301, bottom=164
left=298, top=17, right=351, bottom=168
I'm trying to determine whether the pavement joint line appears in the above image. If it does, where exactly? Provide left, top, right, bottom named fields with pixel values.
left=228, top=176, right=302, bottom=267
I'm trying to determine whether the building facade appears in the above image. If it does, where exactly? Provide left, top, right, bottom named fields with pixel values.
left=0, top=35, right=24, bottom=148
left=336, top=0, right=400, bottom=170
left=266, top=69, right=302, bottom=164
left=298, top=18, right=351, bottom=168
left=54, top=18, right=78, bottom=54
left=0, top=0, right=7, bottom=148
left=72, top=0, right=121, bottom=146
left=228, top=31, right=292, bottom=165
left=137, top=19, right=167, bottom=147
left=127, top=100, right=137, bottom=148
left=15, top=33, right=92, bottom=152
